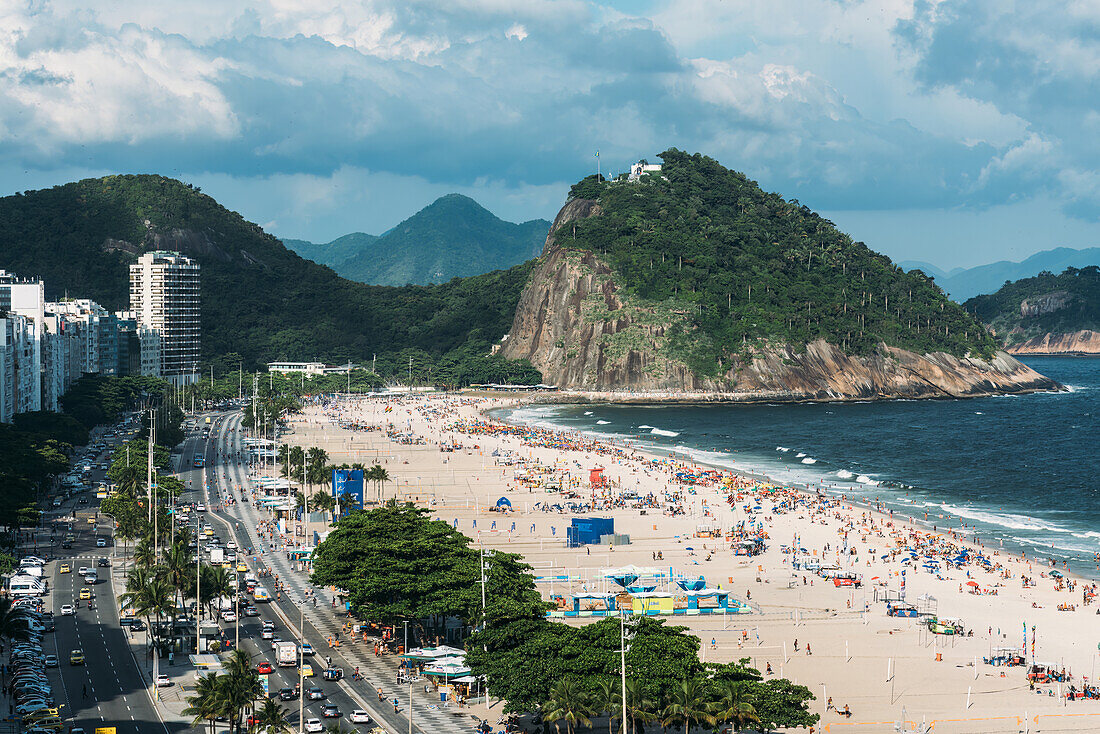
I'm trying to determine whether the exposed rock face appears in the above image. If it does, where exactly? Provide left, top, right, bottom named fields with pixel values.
left=1006, top=330, right=1100, bottom=355
left=1019, top=291, right=1072, bottom=317
left=501, top=201, right=1062, bottom=401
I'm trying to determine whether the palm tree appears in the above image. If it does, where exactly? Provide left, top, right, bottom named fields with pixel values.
left=624, top=679, right=658, bottom=734
left=201, top=564, right=233, bottom=619
left=162, top=539, right=195, bottom=615
left=590, top=678, right=622, bottom=734
left=133, top=536, right=156, bottom=569
left=366, top=464, right=390, bottom=503
left=184, top=672, right=223, bottom=734
left=306, top=447, right=328, bottom=474
left=711, top=681, right=760, bottom=732
left=121, top=576, right=174, bottom=659
left=310, top=491, right=336, bottom=522
left=221, top=650, right=264, bottom=734
left=253, top=697, right=290, bottom=734
left=542, top=679, right=592, bottom=734
left=660, top=678, right=714, bottom=734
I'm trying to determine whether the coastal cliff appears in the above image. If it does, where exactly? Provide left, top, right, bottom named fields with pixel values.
left=500, top=151, right=1061, bottom=400
left=1005, top=330, right=1100, bottom=355
left=501, top=237, right=1059, bottom=400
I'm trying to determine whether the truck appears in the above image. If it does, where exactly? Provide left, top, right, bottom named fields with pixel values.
left=253, top=586, right=271, bottom=603
left=276, top=641, right=298, bottom=667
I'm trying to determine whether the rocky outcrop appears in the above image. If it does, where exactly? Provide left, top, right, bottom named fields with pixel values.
left=1006, top=330, right=1100, bottom=355
left=1019, top=291, right=1072, bottom=317
left=501, top=202, right=1062, bottom=401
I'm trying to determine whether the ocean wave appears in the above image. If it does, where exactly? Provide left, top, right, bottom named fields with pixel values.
left=796, top=452, right=806, bottom=458
left=776, top=447, right=789, bottom=452
left=856, top=475, right=878, bottom=485
left=836, top=470, right=854, bottom=479
left=596, top=420, right=611, bottom=425
left=650, top=428, right=680, bottom=437
left=583, top=411, right=593, bottom=415
left=943, top=505, right=1074, bottom=534
left=638, top=425, right=655, bottom=429
left=801, top=458, right=817, bottom=464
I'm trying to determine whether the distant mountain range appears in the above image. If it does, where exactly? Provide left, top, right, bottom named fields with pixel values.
left=283, top=194, right=551, bottom=286
left=900, top=247, right=1100, bottom=301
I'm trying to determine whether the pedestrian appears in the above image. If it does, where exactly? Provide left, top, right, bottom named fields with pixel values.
left=393, top=698, right=399, bottom=714
left=377, top=688, right=383, bottom=702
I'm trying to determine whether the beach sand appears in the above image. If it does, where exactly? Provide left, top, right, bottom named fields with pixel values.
left=269, top=393, right=1100, bottom=733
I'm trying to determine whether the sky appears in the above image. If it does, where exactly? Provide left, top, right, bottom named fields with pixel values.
left=1, top=0, right=1099, bottom=270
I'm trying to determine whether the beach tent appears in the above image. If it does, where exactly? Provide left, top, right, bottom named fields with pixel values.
left=676, top=576, right=707, bottom=592
left=495, top=497, right=513, bottom=510
left=604, top=565, right=658, bottom=587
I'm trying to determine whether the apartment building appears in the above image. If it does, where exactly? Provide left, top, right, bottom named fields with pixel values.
left=129, top=251, right=201, bottom=385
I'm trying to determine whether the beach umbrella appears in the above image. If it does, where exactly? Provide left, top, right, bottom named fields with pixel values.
left=966, top=581, right=979, bottom=587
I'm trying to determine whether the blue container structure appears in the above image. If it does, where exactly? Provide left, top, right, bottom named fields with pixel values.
left=566, top=517, right=614, bottom=547
left=332, top=468, right=365, bottom=514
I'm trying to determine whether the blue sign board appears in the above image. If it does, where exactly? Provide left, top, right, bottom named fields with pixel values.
left=332, top=468, right=364, bottom=514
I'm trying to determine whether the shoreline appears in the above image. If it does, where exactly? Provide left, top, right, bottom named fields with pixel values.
left=282, top=394, right=1100, bottom=728
left=486, top=400, right=1100, bottom=585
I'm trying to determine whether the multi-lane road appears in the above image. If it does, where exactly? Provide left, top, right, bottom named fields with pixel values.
left=176, top=413, right=407, bottom=733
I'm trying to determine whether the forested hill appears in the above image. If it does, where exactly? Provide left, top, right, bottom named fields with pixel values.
left=0, top=175, right=539, bottom=382
left=284, top=194, right=551, bottom=286
left=963, top=267, right=1100, bottom=347
left=562, top=150, right=998, bottom=367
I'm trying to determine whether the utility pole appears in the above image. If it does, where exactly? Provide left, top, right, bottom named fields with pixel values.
left=620, top=614, right=628, bottom=731
left=147, top=409, right=155, bottom=524
left=299, top=608, right=305, bottom=734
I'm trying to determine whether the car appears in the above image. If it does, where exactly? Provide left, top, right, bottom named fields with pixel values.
left=95, top=537, right=107, bottom=547
left=130, top=619, right=146, bottom=631
left=260, top=627, right=274, bottom=640
left=78, top=588, right=91, bottom=601
left=43, top=655, right=58, bottom=668
left=256, top=662, right=273, bottom=675
left=87, top=517, right=95, bottom=525
left=69, top=649, right=84, bottom=665
left=244, top=606, right=259, bottom=617
left=277, top=687, right=298, bottom=701
left=320, top=705, right=340, bottom=719
left=350, top=711, right=371, bottom=724
left=299, top=664, right=314, bottom=677
left=236, top=562, right=248, bottom=573
left=52, top=498, right=62, bottom=508
left=83, top=574, right=96, bottom=585
left=221, top=611, right=237, bottom=623
left=306, top=686, right=326, bottom=700
left=300, top=642, right=314, bottom=655
left=304, top=719, right=322, bottom=733
left=155, top=674, right=171, bottom=687
left=77, top=567, right=88, bottom=575
left=196, top=504, right=206, bottom=512
left=58, top=564, right=70, bottom=574
left=60, top=541, right=72, bottom=549
left=97, top=558, right=110, bottom=567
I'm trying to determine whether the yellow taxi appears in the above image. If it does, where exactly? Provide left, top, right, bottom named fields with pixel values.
left=299, top=664, right=314, bottom=677
left=204, top=528, right=215, bottom=537
left=59, top=563, right=71, bottom=574
left=69, top=649, right=85, bottom=665
left=87, top=516, right=96, bottom=525
left=78, top=588, right=91, bottom=601
left=237, top=562, right=248, bottom=573
left=23, top=715, right=64, bottom=731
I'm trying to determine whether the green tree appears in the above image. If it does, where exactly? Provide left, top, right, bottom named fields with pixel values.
left=542, top=679, right=592, bottom=734
left=253, top=698, right=290, bottom=734
left=711, top=680, right=760, bottom=732
left=589, top=678, right=622, bottom=734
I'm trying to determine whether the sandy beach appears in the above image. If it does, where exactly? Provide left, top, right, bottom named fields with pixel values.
left=266, top=393, right=1100, bottom=733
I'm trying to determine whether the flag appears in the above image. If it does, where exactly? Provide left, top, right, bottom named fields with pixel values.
left=594, top=150, right=599, bottom=157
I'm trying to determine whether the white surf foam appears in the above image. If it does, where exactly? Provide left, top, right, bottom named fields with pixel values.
left=836, top=470, right=854, bottom=479
left=856, top=475, right=878, bottom=485
left=596, top=420, right=611, bottom=425
left=583, top=411, right=593, bottom=415
left=776, top=447, right=789, bottom=452
left=796, top=452, right=806, bottom=458
left=638, top=425, right=655, bottom=430
left=801, top=457, right=817, bottom=464
left=650, top=428, right=680, bottom=437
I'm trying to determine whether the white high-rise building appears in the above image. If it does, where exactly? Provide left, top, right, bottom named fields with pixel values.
left=0, top=271, right=44, bottom=413
left=129, top=251, right=201, bottom=385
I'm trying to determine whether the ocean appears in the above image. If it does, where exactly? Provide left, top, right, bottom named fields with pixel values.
left=497, top=357, right=1100, bottom=572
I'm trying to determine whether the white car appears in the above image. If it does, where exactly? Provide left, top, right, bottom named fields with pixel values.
left=59, top=605, right=75, bottom=616
left=196, top=504, right=206, bottom=512
left=155, top=674, right=171, bottom=687
left=96, top=538, right=107, bottom=547
left=77, top=567, right=88, bottom=576
left=221, top=611, right=237, bottom=623
left=349, top=711, right=371, bottom=724
left=305, top=719, right=323, bottom=733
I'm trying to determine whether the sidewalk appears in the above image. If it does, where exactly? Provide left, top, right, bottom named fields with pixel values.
left=216, top=414, right=483, bottom=734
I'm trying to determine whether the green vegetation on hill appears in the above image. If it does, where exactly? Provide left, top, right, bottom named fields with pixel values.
left=286, top=194, right=550, bottom=286
left=963, top=266, right=1100, bottom=345
left=0, top=176, right=540, bottom=383
left=563, top=150, right=998, bottom=372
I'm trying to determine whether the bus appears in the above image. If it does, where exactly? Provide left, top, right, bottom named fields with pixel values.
left=8, top=574, right=46, bottom=597
left=193, top=455, right=205, bottom=468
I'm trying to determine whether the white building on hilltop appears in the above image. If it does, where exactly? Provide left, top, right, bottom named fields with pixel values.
left=130, top=251, right=201, bottom=385
left=628, top=161, right=662, bottom=181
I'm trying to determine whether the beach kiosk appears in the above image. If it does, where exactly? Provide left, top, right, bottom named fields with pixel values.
left=589, top=466, right=606, bottom=488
